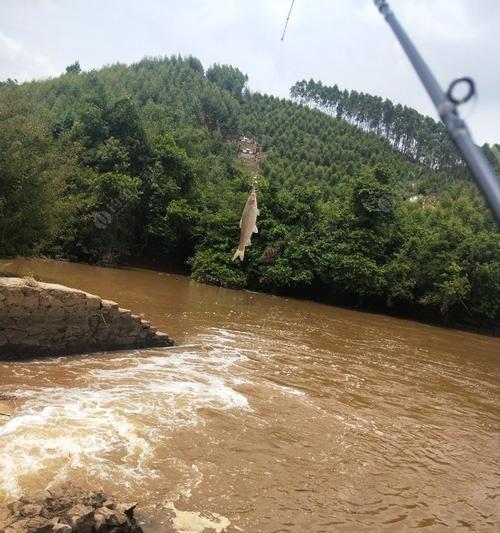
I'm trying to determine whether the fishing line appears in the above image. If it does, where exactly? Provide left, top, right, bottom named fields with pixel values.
left=281, top=0, right=295, bottom=41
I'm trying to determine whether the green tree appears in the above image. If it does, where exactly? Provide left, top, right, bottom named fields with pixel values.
left=420, top=262, right=470, bottom=322
left=0, top=109, right=73, bottom=256
left=62, top=170, right=141, bottom=263
left=352, top=164, right=397, bottom=227
left=65, top=61, right=81, bottom=75
left=206, top=64, right=248, bottom=100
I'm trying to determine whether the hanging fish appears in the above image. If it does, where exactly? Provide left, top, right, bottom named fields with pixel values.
left=232, top=190, right=259, bottom=261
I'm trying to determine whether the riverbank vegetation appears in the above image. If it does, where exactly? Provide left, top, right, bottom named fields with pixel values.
left=1, top=56, right=499, bottom=325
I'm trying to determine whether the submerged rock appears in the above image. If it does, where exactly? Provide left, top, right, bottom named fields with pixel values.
left=0, top=483, right=142, bottom=533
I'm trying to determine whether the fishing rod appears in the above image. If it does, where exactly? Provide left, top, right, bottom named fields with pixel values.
left=281, top=0, right=295, bottom=41
left=373, top=0, right=500, bottom=222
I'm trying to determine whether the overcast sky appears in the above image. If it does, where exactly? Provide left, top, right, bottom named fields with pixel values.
left=1, top=0, right=498, bottom=144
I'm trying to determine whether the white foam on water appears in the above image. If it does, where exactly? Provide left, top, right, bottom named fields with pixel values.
left=0, top=337, right=252, bottom=498
left=166, top=502, right=232, bottom=533
left=177, top=464, right=203, bottom=499
left=0, top=387, right=157, bottom=495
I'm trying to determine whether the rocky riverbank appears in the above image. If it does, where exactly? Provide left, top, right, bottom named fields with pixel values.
left=0, top=277, right=173, bottom=359
left=0, top=483, right=142, bottom=533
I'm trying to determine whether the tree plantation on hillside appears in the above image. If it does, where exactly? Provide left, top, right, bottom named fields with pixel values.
left=0, top=55, right=499, bottom=325
left=290, top=79, right=465, bottom=172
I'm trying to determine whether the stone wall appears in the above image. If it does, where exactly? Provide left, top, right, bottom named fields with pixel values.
left=0, top=277, right=173, bottom=360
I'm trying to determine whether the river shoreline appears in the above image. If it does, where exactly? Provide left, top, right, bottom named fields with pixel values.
left=2, top=256, right=498, bottom=338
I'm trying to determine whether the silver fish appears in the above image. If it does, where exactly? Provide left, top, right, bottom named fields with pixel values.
left=232, top=190, right=259, bottom=261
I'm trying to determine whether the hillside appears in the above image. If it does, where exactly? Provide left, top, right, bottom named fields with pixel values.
left=0, top=55, right=499, bottom=325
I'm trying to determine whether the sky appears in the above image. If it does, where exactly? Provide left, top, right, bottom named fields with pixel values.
left=0, top=0, right=499, bottom=144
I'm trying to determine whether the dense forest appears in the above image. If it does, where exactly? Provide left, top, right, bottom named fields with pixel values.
left=1, top=55, right=499, bottom=326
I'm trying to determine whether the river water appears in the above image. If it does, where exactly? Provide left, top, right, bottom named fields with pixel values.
left=0, top=258, right=499, bottom=532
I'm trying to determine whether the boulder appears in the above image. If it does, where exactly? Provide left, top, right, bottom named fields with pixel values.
left=19, top=506, right=42, bottom=518
left=0, top=483, right=143, bottom=533
left=66, top=505, right=94, bottom=533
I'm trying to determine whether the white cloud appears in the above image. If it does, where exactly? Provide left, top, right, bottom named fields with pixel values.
left=0, top=31, right=58, bottom=81
left=0, top=32, right=22, bottom=55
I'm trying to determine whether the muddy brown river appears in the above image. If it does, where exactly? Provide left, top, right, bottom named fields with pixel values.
left=0, top=258, right=499, bottom=532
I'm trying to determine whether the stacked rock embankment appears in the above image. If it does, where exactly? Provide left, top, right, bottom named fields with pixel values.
left=0, top=482, right=142, bottom=532
left=0, top=277, right=173, bottom=359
